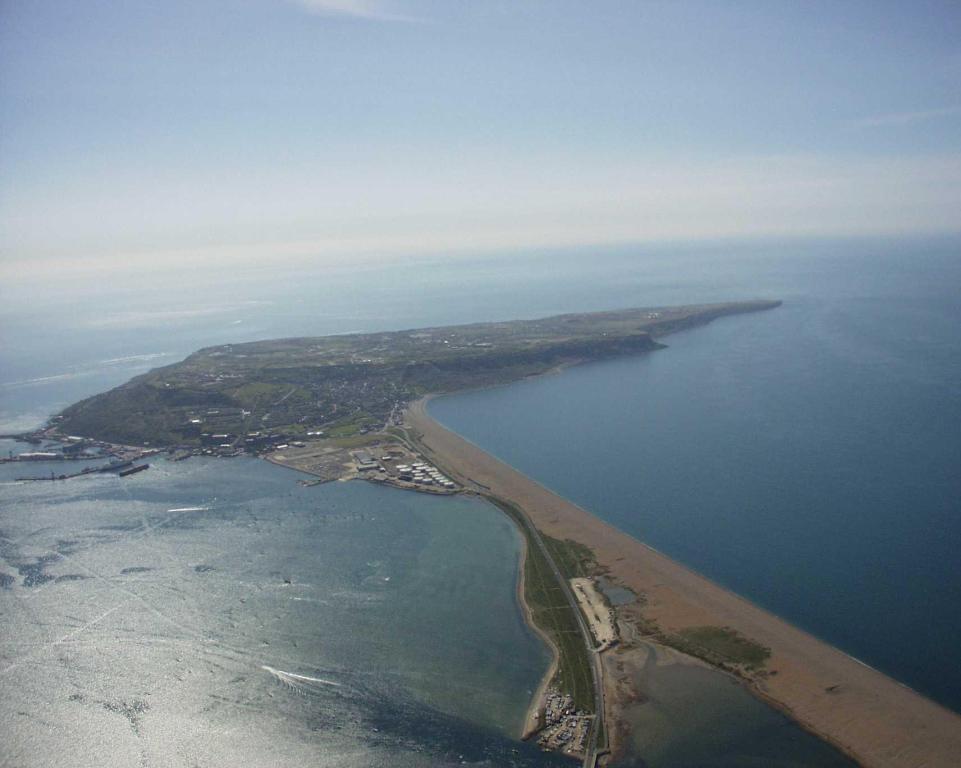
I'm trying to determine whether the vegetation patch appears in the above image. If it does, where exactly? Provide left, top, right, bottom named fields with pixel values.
left=328, top=433, right=393, bottom=449
left=674, top=625, right=770, bottom=669
left=488, top=498, right=596, bottom=712
left=543, top=535, right=598, bottom=580
left=52, top=302, right=778, bottom=447
left=324, top=413, right=380, bottom=438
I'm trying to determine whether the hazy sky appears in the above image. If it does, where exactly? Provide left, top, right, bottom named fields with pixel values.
left=1, top=0, right=959, bottom=277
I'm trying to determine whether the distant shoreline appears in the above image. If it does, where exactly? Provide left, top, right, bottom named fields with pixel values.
left=50, top=300, right=780, bottom=450
left=404, top=397, right=961, bottom=768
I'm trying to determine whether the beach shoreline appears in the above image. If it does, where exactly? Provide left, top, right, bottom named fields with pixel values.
left=513, top=526, right=561, bottom=740
left=404, top=397, right=961, bottom=768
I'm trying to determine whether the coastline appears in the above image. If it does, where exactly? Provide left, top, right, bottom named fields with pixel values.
left=404, top=397, right=961, bottom=768
left=513, top=521, right=561, bottom=740
left=262, top=424, right=572, bottom=746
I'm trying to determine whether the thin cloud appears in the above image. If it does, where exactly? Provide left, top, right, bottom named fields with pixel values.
left=293, top=0, right=420, bottom=23
left=850, top=106, right=961, bottom=128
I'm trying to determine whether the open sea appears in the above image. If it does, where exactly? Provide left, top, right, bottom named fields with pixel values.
left=2, top=234, right=958, bottom=765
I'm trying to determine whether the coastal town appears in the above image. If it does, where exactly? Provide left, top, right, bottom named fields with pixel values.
left=51, top=303, right=779, bottom=450
left=3, top=420, right=462, bottom=498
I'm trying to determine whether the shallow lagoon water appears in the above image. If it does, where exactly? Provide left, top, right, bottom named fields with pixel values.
left=613, top=643, right=854, bottom=768
left=0, top=457, right=563, bottom=767
left=0, top=453, right=857, bottom=766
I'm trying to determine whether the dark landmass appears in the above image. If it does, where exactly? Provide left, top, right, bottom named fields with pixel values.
left=53, top=301, right=779, bottom=448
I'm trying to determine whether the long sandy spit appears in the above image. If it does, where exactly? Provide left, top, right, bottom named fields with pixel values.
left=406, top=398, right=961, bottom=768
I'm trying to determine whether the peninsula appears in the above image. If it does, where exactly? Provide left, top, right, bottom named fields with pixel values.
left=53, top=301, right=778, bottom=449
left=43, top=299, right=961, bottom=766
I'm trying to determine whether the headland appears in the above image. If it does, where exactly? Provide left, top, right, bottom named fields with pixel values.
left=50, top=301, right=780, bottom=450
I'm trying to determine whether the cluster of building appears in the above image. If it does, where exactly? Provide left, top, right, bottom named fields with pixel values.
left=535, top=689, right=591, bottom=757
left=348, top=450, right=458, bottom=492
left=187, top=429, right=316, bottom=457
left=353, top=451, right=381, bottom=472
left=4, top=451, right=62, bottom=462
left=393, top=461, right=455, bottom=489
left=7, top=431, right=158, bottom=482
left=3, top=434, right=112, bottom=464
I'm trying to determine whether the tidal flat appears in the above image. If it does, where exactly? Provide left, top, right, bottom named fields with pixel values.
left=608, top=640, right=855, bottom=767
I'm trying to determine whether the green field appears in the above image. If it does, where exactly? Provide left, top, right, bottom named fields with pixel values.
left=543, top=535, right=598, bottom=580
left=673, top=625, right=770, bottom=670
left=487, top=498, right=596, bottom=712
left=323, top=412, right=381, bottom=438
left=52, top=301, right=779, bottom=448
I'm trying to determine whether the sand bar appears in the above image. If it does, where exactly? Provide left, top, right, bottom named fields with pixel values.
left=406, top=397, right=961, bottom=768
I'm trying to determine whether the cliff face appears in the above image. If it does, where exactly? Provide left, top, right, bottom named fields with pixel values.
left=53, top=301, right=779, bottom=446
left=401, top=332, right=664, bottom=388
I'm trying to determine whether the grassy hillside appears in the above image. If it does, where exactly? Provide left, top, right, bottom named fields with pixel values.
left=55, top=301, right=779, bottom=446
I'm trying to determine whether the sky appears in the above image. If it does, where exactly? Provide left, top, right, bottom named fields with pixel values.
left=1, top=0, right=960, bottom=280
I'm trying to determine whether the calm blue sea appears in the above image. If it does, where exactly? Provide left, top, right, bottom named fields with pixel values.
left=430, top=237, right=961, bottom=714
left=1, top=234, right=956, bottom=764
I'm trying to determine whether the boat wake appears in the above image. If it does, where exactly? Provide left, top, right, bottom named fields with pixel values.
left=262, top=664, right=343, bottom=694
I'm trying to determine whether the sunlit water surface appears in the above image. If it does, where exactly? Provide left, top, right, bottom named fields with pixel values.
left=0, top=457, right=560, bottom=767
